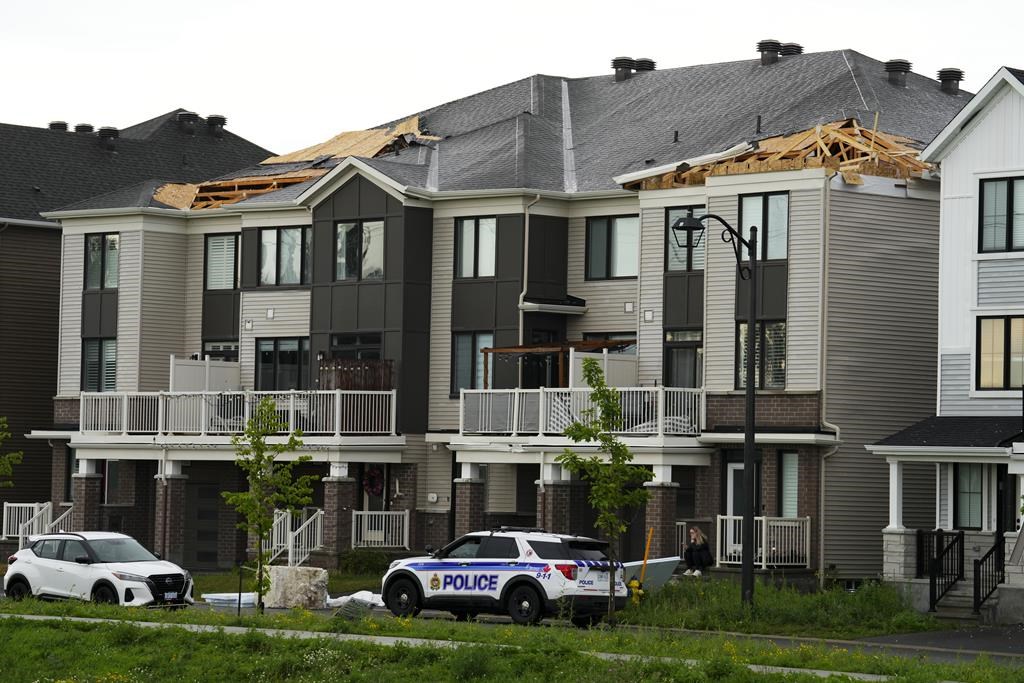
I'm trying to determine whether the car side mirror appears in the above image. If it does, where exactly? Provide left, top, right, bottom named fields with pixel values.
left=153, top=552, right=161, bottom=560
left=75, top=555, right=92, bottom=565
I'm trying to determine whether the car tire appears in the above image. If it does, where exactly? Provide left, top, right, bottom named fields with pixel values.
left=93, top=584, right=118, bottom=605
left=506, top=585, right=542, bottom=625
left=451, top=610, right=478, bottom=622
left=6, top=578, right=31, bottom=600
left=385, top=577, right=421, bottom=617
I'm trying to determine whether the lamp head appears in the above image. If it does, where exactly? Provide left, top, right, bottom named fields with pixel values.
left=670, top=214, right=707, bottom=248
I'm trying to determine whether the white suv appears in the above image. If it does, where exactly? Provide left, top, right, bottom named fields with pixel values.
left=382, top=528, right=627, bottom=626
left=3, top=532, right=194, bottom=607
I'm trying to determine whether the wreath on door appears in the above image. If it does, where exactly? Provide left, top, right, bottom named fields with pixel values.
left=362, top=465, right=385, bottom=498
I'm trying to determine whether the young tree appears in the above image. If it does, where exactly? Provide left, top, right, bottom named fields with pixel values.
left=556, top=358, right=652, bottom=624
left=0, top=417, right=24, bottom=488
left=222, top=397, right=317, bottom=611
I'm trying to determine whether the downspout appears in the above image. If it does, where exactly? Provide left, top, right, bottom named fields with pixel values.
left=818, top=176, right=841, bottom=587
left=518, top=194, right=542, bottom=385
left=159, top=447, right=169, bottom=558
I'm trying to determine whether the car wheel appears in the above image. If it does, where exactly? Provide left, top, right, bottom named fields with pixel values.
left=6, top=578, right=31, bottom=600
left=506, top=585, right=542, bottom=625
left=93, top=584, right=118, bottom=605
left=385, top=577, right=420, bottom=617
left=571, top=614, right=601, bottom=629
left=451, top=610, right=478, bottom=622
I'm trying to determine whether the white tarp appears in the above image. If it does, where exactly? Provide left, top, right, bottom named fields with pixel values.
left=621, top=556, right=680, bottom=589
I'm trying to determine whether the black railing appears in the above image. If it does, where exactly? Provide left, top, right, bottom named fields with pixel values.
left=916, top=529, right=960, bottom=578
left=925, top=530, right=964, bottom=611
left=973, top=539, right=1004, bottom=614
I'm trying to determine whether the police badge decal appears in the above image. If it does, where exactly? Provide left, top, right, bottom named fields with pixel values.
left=430, top=573, right=441, bottom=591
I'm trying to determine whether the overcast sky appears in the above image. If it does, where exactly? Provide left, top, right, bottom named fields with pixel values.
left=3, top=0, right=1020, bottom=155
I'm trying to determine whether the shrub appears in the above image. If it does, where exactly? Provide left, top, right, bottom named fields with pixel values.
left=338, top=549, right=392, bottom=575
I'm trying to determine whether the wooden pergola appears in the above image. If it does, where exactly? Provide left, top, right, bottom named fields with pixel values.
left=479, top=338, right=635, bottom=389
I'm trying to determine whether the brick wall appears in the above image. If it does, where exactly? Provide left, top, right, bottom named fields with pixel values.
left=322, top=477, right=359, bottom=556
left=153, top=476, right=187, bottom=565
left=50, top=441, right=69, bottom=505
left=417, top=510, right=451, bottom=549
left=454, top=481, right=485, bottom=536
left=536, top=482, right=572, bottom=534
left=53, top=397, right=80, bottom=428
left=390, top=463, right=418, bottom=545
left=705, top=392, right=821, bottom=431
left=71, top=474, right=102, bottom=531
left=644, top=485, right=679, bottom=559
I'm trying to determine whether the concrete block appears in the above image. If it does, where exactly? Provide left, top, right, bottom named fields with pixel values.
left=265, top=566, right=329, bottom=609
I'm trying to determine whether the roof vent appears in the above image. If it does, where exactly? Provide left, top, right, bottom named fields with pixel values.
left=176, top=111, right=199, bottom=134
left=611, top=56, right=636, bottom=82
left=48, top=121, right=68, bottom=131
left=938, top=68, right=964, bottom=95
left=884, top=59, right=911, bottom=87
left=97, top=127, right=119, bottom=151
left=780, top=43, right=803, bottom=56
left=206, top=114, right=227, bottom=138
left=74, top=123, right=94, bottom=134
left=634, top=58, right=656, bottom=72
left=756, top=39, right=782, bottom=65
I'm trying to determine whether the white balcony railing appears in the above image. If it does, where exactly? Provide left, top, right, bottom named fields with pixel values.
left=262, top=508, right=324, bottom=567
left=80, top=389, right=397, bottom=437
left=715, top=514, right=811, bottom=569
left=460, top=387, right=703, bottom=436
left=352, top=510, right=410, bottom=549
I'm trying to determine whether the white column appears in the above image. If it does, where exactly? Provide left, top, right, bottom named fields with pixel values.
left=651, top=464, right=672, bottom=485
left=77, top=459, right=100, bottom=476
left=885, top=460, right=904, bottom=530
left=460, top=462, right=481, bottom=480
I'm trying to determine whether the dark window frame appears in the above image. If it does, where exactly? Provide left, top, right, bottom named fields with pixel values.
left=734, top=320, right=786, bottom=390
left=450, top=330, right=494, bottom=397
left=255, top=337, right=311, bottom=390
left=258, top=226, right=313, bottom=287
left=203, top=233, right=239, bottom=291
left=585, top=214, right=640, bottom=281
left=953, top=463, right=983, bottom=531
left=334, top=219, right=386, bottom=282
left=84, top=232, right=119, bottom=290
left=975, top=315, right=1024, bottom=390
left=81, top=338, right=117, bottom=392
left=737, top=191, right=789, bottom=261
left=663, top=329, right=703, bottom=387
left=664, top=205, right=706, bottom=272
left=202, top=340, right=239, bottom=362
left=330, top=332, right=383, bottom=360
left=978, top=176, right=1024, bottom=254
left=454, top=216, right=498, bottom=279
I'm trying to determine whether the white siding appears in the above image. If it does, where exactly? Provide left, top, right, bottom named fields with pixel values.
left=427, top=215, right=457, bottom=430
left=238, top=290, right=311, bottom=389
left=786, top=188, right=823, bottom=390
left=637, top=206, right=665, bottom=385
left=183, top=233, right=205, bottom=356
left=486, top=463, right=516, bottom=512
left=977, top=259, right=1024, bottom=307
left=139, top=232, right=188, bottom=390
left=940, top=352, right=1023, bottom=415
left=703, top=194, right=739, bottom=390
left=57, top=235, right=84, bottom=396
left=116, top=231, right=142, bottom=391
left=565, top=216, right=639, bottom=340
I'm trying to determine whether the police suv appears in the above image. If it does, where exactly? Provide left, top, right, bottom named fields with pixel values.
left=381, top=528, right=627, bottom=626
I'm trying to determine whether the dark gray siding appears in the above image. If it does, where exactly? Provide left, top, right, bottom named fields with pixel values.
left=824, top=187, right=939, bottom=578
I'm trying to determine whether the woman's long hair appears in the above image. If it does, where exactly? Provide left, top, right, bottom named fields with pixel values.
left=690, top=526, right=707, bottom=545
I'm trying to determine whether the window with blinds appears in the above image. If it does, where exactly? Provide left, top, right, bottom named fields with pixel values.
left=205, top=234, right=238, bottom=290
left=736, top=321, right=786, bottom=389
left=779, top=452, right=798, bottom=517
left=82, top=339, right=116, bottom=392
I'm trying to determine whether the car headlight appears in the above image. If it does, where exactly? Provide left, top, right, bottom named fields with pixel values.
left=184, top=570, right=192, bottom=584
left=112, top=572, right=149, bottom=583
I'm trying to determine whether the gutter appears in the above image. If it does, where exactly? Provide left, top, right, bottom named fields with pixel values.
left=518, top=301, right=588, bottom=315
left=612, top=142, right=754, bottom=186
left=0, top=216, right=62, bottom=229
left=818, top=175, right=841, bottom=587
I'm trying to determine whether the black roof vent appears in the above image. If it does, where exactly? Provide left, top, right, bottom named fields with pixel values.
left=885, top=59, right=911, bottom=87
left=756, top=39, right=782, bottom=65
left=634, top=58, right=656, bottom=72
left=97, top=127, right=119, bottom=151
left=176, top=111, right=199, bottom=133
left=48, top=121, right=68, bottom=131
left=74, top=123, right=94, bottom=134
left=206, top=114, right=227, bottom=138
left=611, top=56, right=636, bottom=82
left=938, top=68, right=965, bottom=95
left=780, top=43, right=803, bottom=56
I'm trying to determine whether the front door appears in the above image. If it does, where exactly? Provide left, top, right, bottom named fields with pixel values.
left=725, top=463, right=745, bottom=555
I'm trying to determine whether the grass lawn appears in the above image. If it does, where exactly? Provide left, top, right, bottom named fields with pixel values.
left=192, top=568, right=378, bottom=597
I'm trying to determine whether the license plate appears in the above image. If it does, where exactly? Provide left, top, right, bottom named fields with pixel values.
left=164, top=591, right=178, bottom=600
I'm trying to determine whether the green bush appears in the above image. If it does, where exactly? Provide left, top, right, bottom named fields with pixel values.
left=338, top=549, right=392, bottom=575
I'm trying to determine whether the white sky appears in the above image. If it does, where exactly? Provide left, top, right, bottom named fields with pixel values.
left=3, top=0, right=1021, bottom=155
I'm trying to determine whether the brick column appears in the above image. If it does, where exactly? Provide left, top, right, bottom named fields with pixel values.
left=154, top=474, right=188, bottom=565
left=643, top=483, right=679, bottom=559
left=454, top=475, right=486, bottom=537
left=537, top=482, right=572, bottom=533
left=390, top=463, right=418, bottom=548
left=71, top=471, right=103, bottom=532
left=322, top=475, right=359, bottom=555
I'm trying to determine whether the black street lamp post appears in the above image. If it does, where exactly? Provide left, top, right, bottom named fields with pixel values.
left=672, top=213, right=758, bottom=607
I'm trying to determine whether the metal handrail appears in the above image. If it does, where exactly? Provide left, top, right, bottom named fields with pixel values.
left=46, top=506, right=74, bottom=533
left=288, top=510, right=324, bottom=567
left=973, top=539, right=1004, bottom=614
left=928, top=530, right=964, bottom=611
left=17, top=503, right=51, bottom=549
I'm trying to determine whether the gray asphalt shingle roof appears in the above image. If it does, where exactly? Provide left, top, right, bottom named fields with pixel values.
left=876, top=416, right=1023, bottom=448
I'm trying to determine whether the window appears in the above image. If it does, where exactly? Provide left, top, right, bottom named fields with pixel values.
left=203, top=341, right=239, bottom=362
left=61, top=539, right=89, bottom=563
left=479, top=537, right=519, bottom=559
left=444, top=536, right=482, bottom=559
left=103, top=460, right=120, bottom=504
left=779, top=452, right=798, bottom=517
left=666, top=206, right=706, bottom=271
left=32, top=539, right=61, bottom=560
left=205, top=234, right=238, bottom=290
left=664, top=330, right=703, bottom=387
left=259, top=227, right=312, bottom=286
left=738, top=193, right=788, bottom=260
left=85, top=233, right=119, bottom=289
left=455, top=217, right=497, bottom=278
left=583, top=331, right=637, bottom=355
left=336, top=220, right=385, bottom=281
left=586, top=215, right=639, bottom=279
left=979, top=177, right=1024, bottom=253
left=453, top=332, right=494, bottom=393
left=955, top=463, right=983, bottom=529
left=330, top=333, right=382, bottom=360
left=256, top=338, right=311, bottom=390
left=82, top=339, right=117, bottom=392
left=977, top=316, right=1024, bottom=389
left=736, top=321, right=786, bottom=389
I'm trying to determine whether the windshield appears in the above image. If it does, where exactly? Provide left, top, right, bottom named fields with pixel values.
left=89, top=538, right=158, bottom=563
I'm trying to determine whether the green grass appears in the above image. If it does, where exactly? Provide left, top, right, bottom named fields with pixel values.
left=192, top=569, right=378, bottom=597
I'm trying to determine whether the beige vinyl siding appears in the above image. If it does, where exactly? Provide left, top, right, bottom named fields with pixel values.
left=702, top=195, right=740, bottom=390
left=116, top=231, right=142, bottom=391
left=486, top=463, right=516, bottom=512
left=238, top=290, right=311, bottom=389
left=637, top=206, right=665, bottom=385
left=428, top=215, right=457, bottom=430
left=57, top=235, right=85, bottom=395
left=421, top=443, right=453, bottom=512
left=139, top=231, right=188, bottom=390
left=183, top=233, right=205, bottom=356
left=400, top=434, right=429, bottom=507
left=824, top=187, right=940, bottom=578
left=940, top=352, right=1023, bottom=415
left=565, top=216, right=639, bottom=341
left=786, top=188, right=823, bottom=390
left=977, top=259, right=1024, bottom=307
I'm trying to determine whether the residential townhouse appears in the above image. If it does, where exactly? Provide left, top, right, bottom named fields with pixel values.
left=870, top=67, right=1024, bottom=621
left=29, top=44, right=967, bottom=579
left=0, top=112, right=271, bottom=549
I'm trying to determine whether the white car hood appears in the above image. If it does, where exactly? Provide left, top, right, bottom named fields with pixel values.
left=95, top=560, right=185, bottom=577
